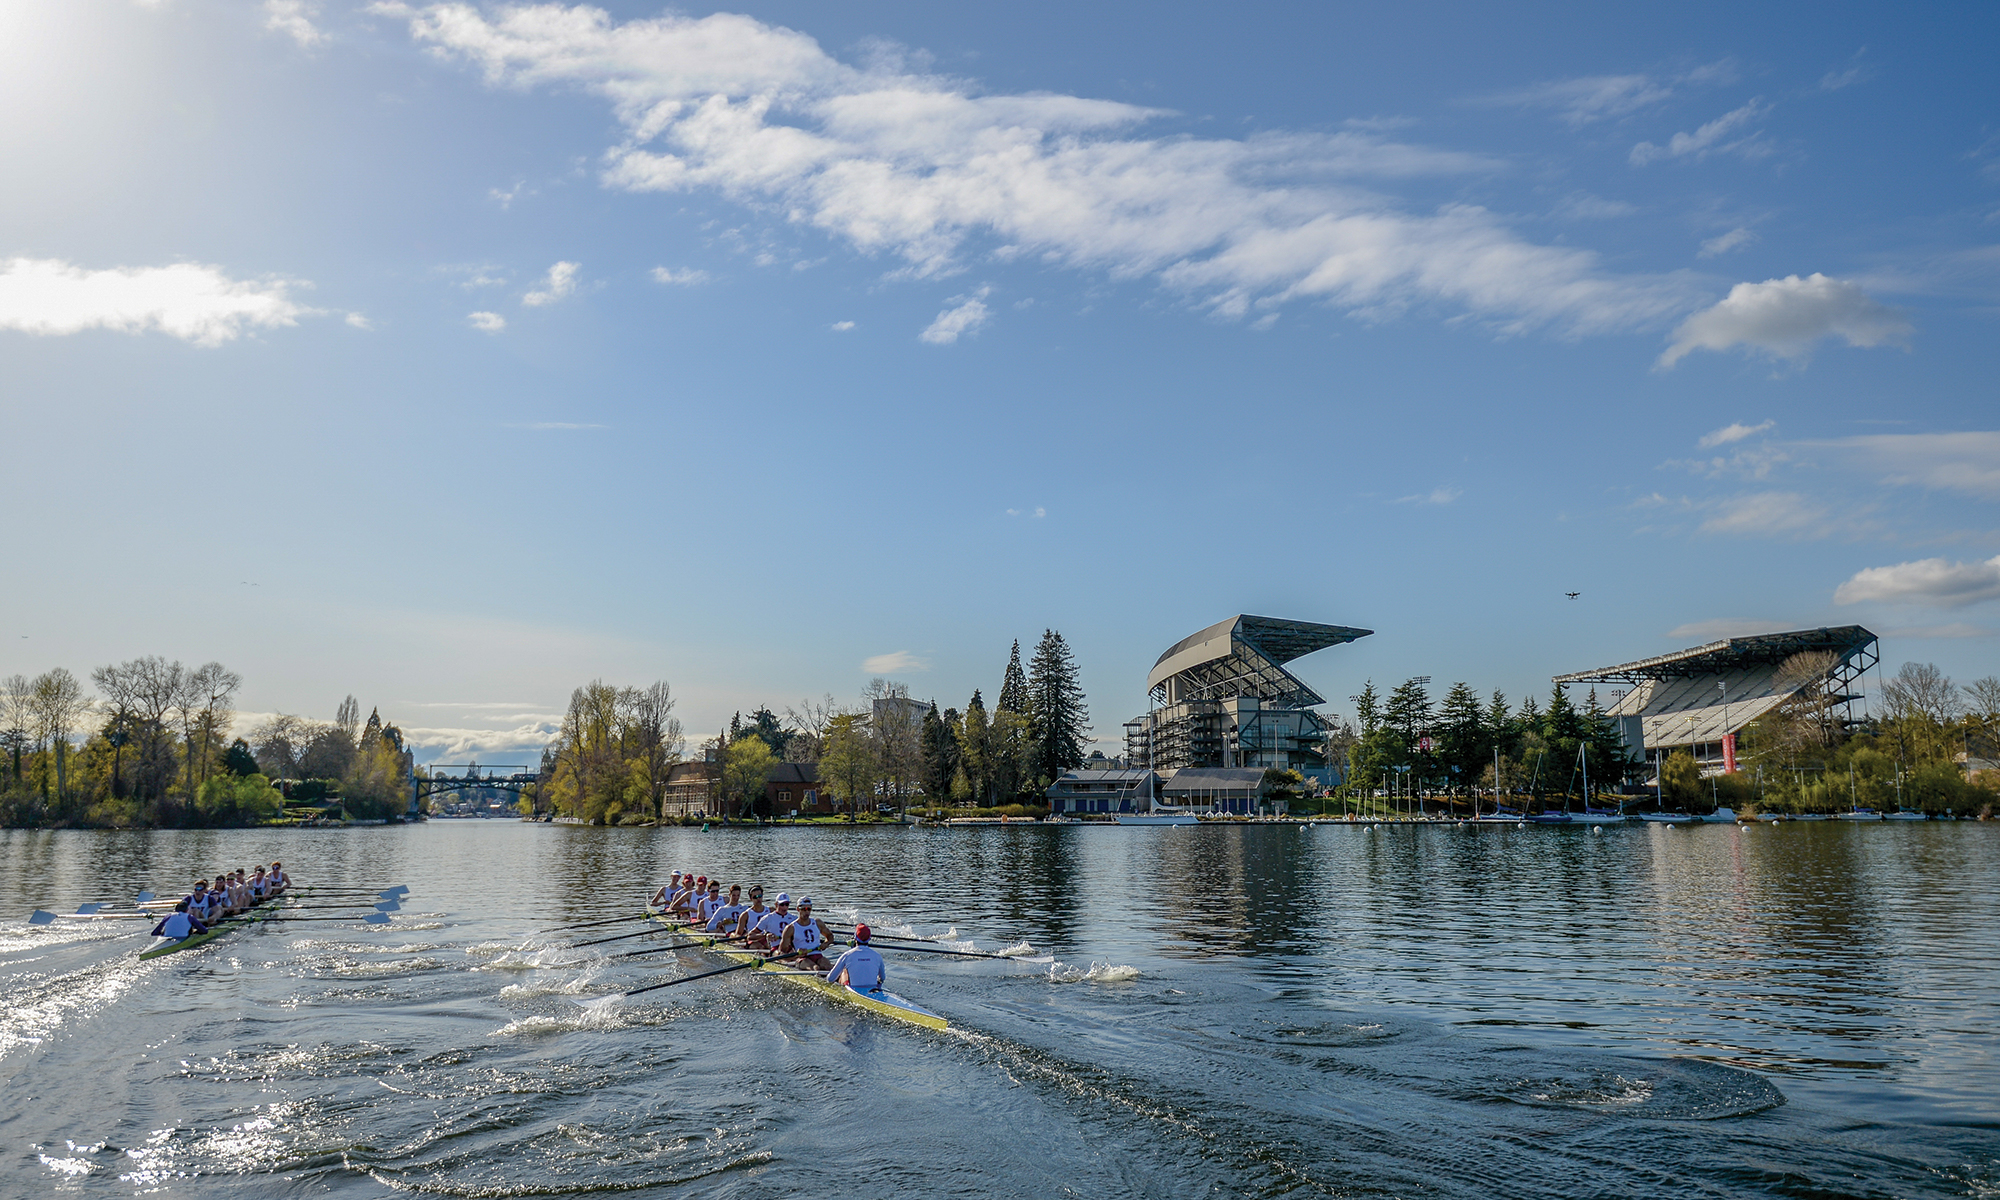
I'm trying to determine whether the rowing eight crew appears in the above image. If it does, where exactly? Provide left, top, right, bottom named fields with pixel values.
left=150, top=862, right=290, bottom=941
left=648, top=871, right=886, bottom=991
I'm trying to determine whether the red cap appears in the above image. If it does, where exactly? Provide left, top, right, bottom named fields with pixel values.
left=854, top=924, right=871, bottom=942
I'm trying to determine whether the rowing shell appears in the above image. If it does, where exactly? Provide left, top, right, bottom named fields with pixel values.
left=138, top=891, right=291, bottom=961
left=646, top=910, right=947, bottom=1031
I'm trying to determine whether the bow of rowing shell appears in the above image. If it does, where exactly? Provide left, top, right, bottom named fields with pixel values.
left=137, top=891, right=292, bottom=960
left=645, top=910, right=948, bottom=1032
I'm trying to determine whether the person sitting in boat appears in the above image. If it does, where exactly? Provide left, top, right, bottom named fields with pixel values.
left=777, top=898, right=831, bottom=972
left=704, top=884, right=746, bottom=933
left=824, top=924, right=886, bottom=991
left=249, top=866, right=269, bottom=901
left=742, top=893, right=789, bottom=950
left=267, top=861, right=288, bottom=892
left=675, top=876, right=709, bottom=918
left=184, top=879, right=215, bottom=924
left=208, top=873, right=235, bottom=917
left=692, top=881, right=721, bottom=924
left=151, top=906, right=208, bottom=941
left=649, top=872, right=683, bottom=911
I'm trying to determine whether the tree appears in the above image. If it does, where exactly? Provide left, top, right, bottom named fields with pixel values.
left=819, top=711, right=875, bottom=820
left=958, top=690, right=992, bottom=806
left=222, top=738, right=260, bottom=776
left=1436, top=681, right=1487, bottom=807
left=628, top=682, right=683, bottom=819
left=1, top=674, right=31, bottom=784
left=30, top=668, right=91, bottom=806
left=997, top=640, right=1029, bottom=716
left=1880, top=662, right=1961, bottom=766
left=783, top=694, right=837, bottom=763
left=188, top=662, right=242, bottom=793
left=989, top=707, right=1034, bottom=803
left=1027, top=629, right=1089, bottom=786
left=1660, top=749, right=1705, bottom=809
left=920, top=703, right=958, bottom=803
left=720, top=734, right=774, bottom=819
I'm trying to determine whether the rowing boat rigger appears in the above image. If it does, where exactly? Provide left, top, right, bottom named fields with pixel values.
left=646, top=910, right=948, bottom=1031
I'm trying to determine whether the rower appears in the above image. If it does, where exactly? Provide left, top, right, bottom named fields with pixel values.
left=185, top=878, right=214, bottom=924
left=824, top=924, right=886, bottom=991
left=151, top=906, right=207, bottom=941
left=733, top=887, right=771, bottom=943
left=743, top=892, right=789, bottom=950
left=777, top=897, right=831, bottom=971
left=704, top=884, right=746, bottom=933
left=268, top=861, right=288, bottom=892
left=671, top=874, right=704, bottom=917
left=695, top=881, right=723, bottom=924
left=250, top=866, right=269, bottom=900
left=650, top=872, right=683, bottom=911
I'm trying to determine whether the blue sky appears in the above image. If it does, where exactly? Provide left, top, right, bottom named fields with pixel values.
left=3, top=1, right=1997, bottom=760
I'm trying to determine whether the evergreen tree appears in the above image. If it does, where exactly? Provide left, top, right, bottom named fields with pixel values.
left=1353, top=681, right=1381, bottom=734
left=958, top=690, right=993, bottom=805
left=997, top=640, right=1029, bottom=715
left=1437, top=681, right=1487, bottom=801
left=1486, top=690, right=1519, bottom=760
left=1543, top=685, right=1584, bottom=745
left=222, top=737, right=260, bottom=777
left=919, top=703, right=958, bottom=802
left=1027, top=629, right=1089, bottom=786
left=1385, top=678, right=1432, bottom=744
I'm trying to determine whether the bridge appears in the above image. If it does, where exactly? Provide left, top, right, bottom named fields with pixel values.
left=411, top=763, right=537, bottom=815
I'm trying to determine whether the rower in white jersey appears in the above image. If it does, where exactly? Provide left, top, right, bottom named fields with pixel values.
left=732, top=888, right=772, bottom=944
left=704, top=884, right=746, bottom=933
left=249, top=866, right=269, bottom=900
left=672, top=875, right=706, bottom=917
left=649, top=872, right=684, bottom=911
left=824, top=924, right=887, bottom=991
left=694, top=881, right=723, bottom=923
left=268, top=861, right=289, bottom=892
left=742, top=893, right=790, bottom=950
left=776, top=897, right=832, bottom=971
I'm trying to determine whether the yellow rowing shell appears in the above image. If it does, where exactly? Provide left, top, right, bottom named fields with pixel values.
left=646, top=910, right=947, bottom=1032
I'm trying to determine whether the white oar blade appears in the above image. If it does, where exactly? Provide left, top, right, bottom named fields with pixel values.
left=76, top=903, right=102, bottom=916
left=134, top=890, right=155, bottom=904
left=364, top=913, right=391, bottom=925
left=29, top=909, right=56, bottom=925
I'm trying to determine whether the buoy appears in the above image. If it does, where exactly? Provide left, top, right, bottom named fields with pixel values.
left=1591, top=825, right=1603, bottom=834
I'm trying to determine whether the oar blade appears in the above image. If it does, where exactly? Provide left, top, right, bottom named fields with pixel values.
left=133, top=890, right=155, bottom=904
left=75, top=903, right=102, bottom=916
left=380, top=886, right=409, bottom=898
left=29, top=909, right=56, bottom=925
left=375, top=900, right=400, bottom=912
left=364, top=913, right=392, bottom=925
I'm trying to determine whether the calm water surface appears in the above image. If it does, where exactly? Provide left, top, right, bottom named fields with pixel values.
left=1, top=820, right=1995, bottom=1198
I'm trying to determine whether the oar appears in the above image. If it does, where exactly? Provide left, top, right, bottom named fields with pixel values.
left=617, top=951, right=807, bottom=999
left=870, top=941, right=1053, bottom=963
left=615, top=939, right=707, bottom=959
left=570, top=926, right=675, bottom=948
left=545, top=912, right=656, bottom=932
left=258, top=913, right=395, bottom=924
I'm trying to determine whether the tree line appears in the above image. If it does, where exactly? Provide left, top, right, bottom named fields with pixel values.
left=0, top=656, right=413, bottom=827
left=534, top=630, right=1092, bottom=823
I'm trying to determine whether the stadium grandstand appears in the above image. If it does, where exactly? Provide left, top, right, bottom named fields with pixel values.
left=1126, top=614, right=1372, bottom=775
left=1554, top=625, right=1879, bottom=779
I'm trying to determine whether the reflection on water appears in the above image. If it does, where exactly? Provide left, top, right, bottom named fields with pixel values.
left=0, top=820, right=1994, bottom=1198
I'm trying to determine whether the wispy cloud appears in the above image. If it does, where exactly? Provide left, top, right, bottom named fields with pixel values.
left=1396, top=486, right=1462, bottom=505
left=1812, top=431, right=2000, bottom=500
left=1488, top=60, right=1734, bottom=127
left=1553, top=192, right=1639, bottom=220
left=1660, top=273, right=1909, bottom=368
left=1005, top=506, right=1047, bottom=518
left=390, top=6, right=1699, bottom=340
left=522, top=260, right=580, bottom=306
left=263, top=0, right=324, bottom=48
left=344, top=312, right=373, bottom=330
left=1630, top=99, right=1771, bottom=165
left=1835, top=554, right=2000, bottom=608
left=650, top=266, right=712, bottom=285
left=1698, top=491, right=1832, bottom=538
left=829, top=320, right=856, bottom=331
left=1699, top=419, right=1774, bottom=448
left=1698, top=227, right=1757, bottom=258
left=467, top=310, right=506, bottom=333
left=0, top=257, right=307, bottom=346
left=862, top=651, right=929, bottom=674
left=1878, top=623, right=1995, bottom=639
left=921, top=287, right=991, bottom=344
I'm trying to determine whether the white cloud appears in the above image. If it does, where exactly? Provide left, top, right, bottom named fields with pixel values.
left=830, top=320, right=855, bottom=331
left=921, top=288, right=991, bottom=344
left=1660, top=273, right=1910, bottom=367
left=650, top=266, right=712, bottom=285
left=1554, top=192, right=1639, bottom=220
left=344, top=312, right=373, bottom=329
left=862, top=651, right=928, bottom=674
left=1667, top=618, right=1790, bottom=641
left=467, top=310, right=506, bottom=332
left=0, top=257, right=307, bottom=347
left=522, top=260, right=580, bottom=306
left=402, top=721, right=560, bottom=760
left=1835, top=554, right=2000, bottom=608
left=1698, top=227, right=1757, bottom=258
left=1630, top=99, right=1771, bottom=165
left=1879, top=623, right=1995, bottom=639
left=1004, top=506, right=1046, bottom=518
left=264, top=0, right=324, bottom=48
left=1816, top=431, right=2000, bottom=500
left=1698, top=491, right=1830, bottom=537
left=1490, top=61, right=1734, bottom=127
left=391, top=6, right=1698, bottom=339
left=1396, top=486, right=1462, bottom=505
left=1698, top=419, right=1774, bottom=448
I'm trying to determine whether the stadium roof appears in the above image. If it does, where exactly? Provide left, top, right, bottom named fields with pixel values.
left=1552, top=625, right=1877, bottom=684
left=1148, top=615, right=1372, bottom=708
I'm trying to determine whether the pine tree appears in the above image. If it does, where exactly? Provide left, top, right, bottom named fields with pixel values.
left=919, top=703, right=958, bottom=803
left=1027, top=629, right=1089, bottom=786
left=958, top=690, right=992, bottom=806
left=1353, top=681, right=1381, bottom=734
left=998, top=640, right=1029, bottom=715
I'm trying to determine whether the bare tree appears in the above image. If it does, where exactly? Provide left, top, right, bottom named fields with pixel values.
left=1, top=674, right=33, bottom=784
left=90, top=661, right=142, bottom=798
left=627, top=681, right=684, bottom=819
left=30, top=669, right=91, bottom=803
left=1880, top=661, right=1962, bottom=765
left=336, top=695, right=361, bottom=742
left=783, top=693, right=838, bottom=763
left=189, top=662, right=242, bottom=790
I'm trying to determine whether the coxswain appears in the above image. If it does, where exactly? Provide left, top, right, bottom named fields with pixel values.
left=776, top=897, right=831, bottom=971
left=267, top=861, right=288, bottom=892
left=742, top=892, right=789, bottom=949
left=650, top=872, right=683, bottom=911
left=704, top=884, right=746, bottom=933
left=824, top=924, right=886, bottom=991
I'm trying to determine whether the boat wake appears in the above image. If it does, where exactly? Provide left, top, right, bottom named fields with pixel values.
left=1046, top=961, right=1141, bottom=984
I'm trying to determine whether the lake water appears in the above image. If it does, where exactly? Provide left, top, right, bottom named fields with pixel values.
left=2, top=820, right=1995, bottom=1198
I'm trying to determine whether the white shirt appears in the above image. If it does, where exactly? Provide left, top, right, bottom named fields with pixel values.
left=749, top=908, right=788, bottom=939
left=706, top=902, right=746, bottom=932
left=786, top=918, right=824, bottom=954
left=156, top=912, right=195, bottom=939
left=825, top=945, right=886, bottom=989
